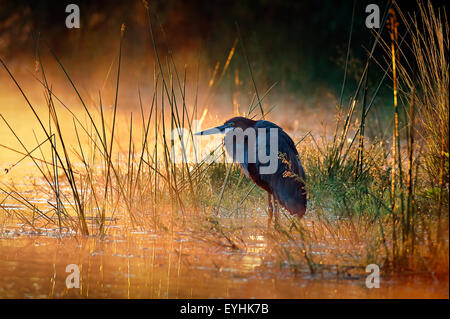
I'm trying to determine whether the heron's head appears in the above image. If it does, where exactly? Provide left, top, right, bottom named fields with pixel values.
left=195, top=117, right=257, bottom=136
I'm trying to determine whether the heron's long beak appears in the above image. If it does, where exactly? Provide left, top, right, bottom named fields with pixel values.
left=194, top=123, right=232, bottom=136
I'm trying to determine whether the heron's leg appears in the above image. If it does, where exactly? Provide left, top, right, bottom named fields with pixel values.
left=274, top=200, right=280, bottom=226
left=267, top=193, right=273, bottom=226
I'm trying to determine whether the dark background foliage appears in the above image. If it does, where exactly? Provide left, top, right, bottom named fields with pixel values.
left=0, top=0, right=444, bottom=104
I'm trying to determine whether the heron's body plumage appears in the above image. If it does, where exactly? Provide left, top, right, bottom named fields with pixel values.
left=223, top=118, right=307, bottom=218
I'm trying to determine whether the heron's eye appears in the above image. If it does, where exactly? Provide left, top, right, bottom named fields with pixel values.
left=229, top=122, right=235, bottom=127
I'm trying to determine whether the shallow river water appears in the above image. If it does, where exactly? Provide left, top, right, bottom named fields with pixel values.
left=0, top=222, right=447, bottom=299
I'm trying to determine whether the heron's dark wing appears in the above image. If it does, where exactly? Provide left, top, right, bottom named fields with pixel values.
left=254, top=120, right=304, bottom=176
left=254, top=120, right=307, bottom=216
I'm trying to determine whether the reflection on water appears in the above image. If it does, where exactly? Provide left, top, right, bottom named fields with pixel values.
left=0, top=221, right=447, bottom=299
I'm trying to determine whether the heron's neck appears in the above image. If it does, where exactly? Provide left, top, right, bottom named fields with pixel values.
left=235, top=118, right=257, bottom=130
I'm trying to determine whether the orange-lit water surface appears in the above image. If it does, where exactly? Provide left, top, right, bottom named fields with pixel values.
left=0, top=215, right=448, bottom=299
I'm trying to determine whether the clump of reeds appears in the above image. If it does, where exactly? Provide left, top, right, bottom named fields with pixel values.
left=391, top=0, right=449, bottom=271
left=269, top=0, right=448, bottom=276
left=0, top=2, right=256, bottom=242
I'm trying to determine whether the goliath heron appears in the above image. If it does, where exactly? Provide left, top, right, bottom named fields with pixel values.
left=195, top=116, right=307, bottom=225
